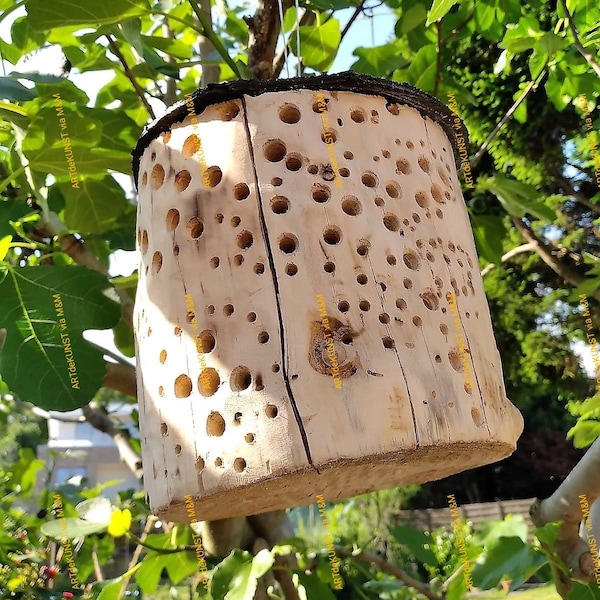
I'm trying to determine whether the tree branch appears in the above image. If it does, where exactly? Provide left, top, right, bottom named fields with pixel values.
left=103, top=362, right=137, bottom=398
left=555, top=174, right=600, bottom=216
left=336, top=549, right=442, bottom=600
left=272, top=9, right=315, bottom=79
left=193, top=0, right=221, bottom=86
left=105, top=35, right=156, bottom=120
left=480, top=242, right=538, bottom=277
left=559, top=0, right=600, bottom=78
left=470, top=67, right=547, bottom=169
left=530, top=437, right=600, bottom=581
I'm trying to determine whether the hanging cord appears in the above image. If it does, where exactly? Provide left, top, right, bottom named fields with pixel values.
left=276, top=0, right=290, bottom=77
left=294, top=0, right=301, bottom=76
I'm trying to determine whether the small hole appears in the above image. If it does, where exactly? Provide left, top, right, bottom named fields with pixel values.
left=196, top=457, right=205, bottom=471
left=159, top=350, right=167, bottom=363
left=286, top=263, right=298, bottom=276
left=357, top=244, right=369, bottom=256
left=412, top=213, right=421, bottom=223
left=210, top=256, right=220, bottom=268
left=264, top=139, right=287, bottom=162
left=279, top=103, right=301, bottom=123
left=215, top=457, right=223, bottom=467
left=151, top=164, right=165, bottom=189
left=312, top=184, right=330, bottom=203
left=396, top=299, right=407, bottom=311
left=234, top=412, right=242, bottom=424
left=234, top=254, right=244, bottom=266
left=448, top=349, right=463, bottom=371
left=337, top=118, right=343, bottom=126
left=323, top=227, right=342, bottom=245
left=421, top=292, right=439, bottom=310
left=344, top=151, right=354, bottom=159
left=166, top=209, right=180, bottom=231
left=182, top=135, right=201, bottom=157
left=444, top=254, right=451, bottom=264
left=197, top=330, right=215, bottom=353
left=204, top=166, right=222, bottom=188
left=219, top=101, right=240, bottom=120
left=233, top=182, right=250, bottom=200
left=382, top=336, right=395, bottom=348
left=266, top=404, right=278, bottom=418
left=431, top=184, right=444, bottom=204
left=342, top=196, right=361, bottom=216
left=338, top=300, right=350, bottom=313
left=387, top=255, right=397, bottom=265
left=413, top=315, right=423, bottom=327
left=359, top=300, right=370, bottom=311
left=426, top=252, right=434, bottom=262
left=379, top=313, right=390, bottom=323
left=307, top=165, right=318, bottom=174
left=207, top=411, right=226, bottom=436
left=254, top=262, right=265, bottom=274
left=237, top=230, right=254, bottom=250
left=174, top=170, right=191, bottom=191
left=245, top=433, right=255, bottom=443
left=403, top=250, right=421, bottom=270
left=385, top=182, right=401, bottom=198
left=403, top=277, right=412, bottom=289
left=247, top=312, right=256, bottom=322
left=174, top=374, right=192, bottom=398
left=415, top=191, right=429, bottom=208
left=396, top=158, right=411, bottom=175
left=321, top=129, right=337, bottom=143
left=223, top=304, right=234, bottom=316
left=271, top=196, right=289, bottom=214
left=440, top=323, right=449, bottom=334
left=339, top=167, right=350, bottom=177
left=152, top=251, right=163, bottom=274
left=174, top=444, right=182, bottom=455
left=272, top=364, right=280, bottom=373
left=406, top=140, right=414, bottom=150
left=198, top=368, right=220, bottom=396
left=380, top=281, right=387, bottom=292
left=187, top=217, right=204, bottom=239
left=374, top=197, right=385, bottom=207
left=230, top=216, right=241, bottom=227
left=361, top=171, right=378, bottom=187
left=341, top=332, right=353, bottom=344
left=418, top=156, right=430, bottom=173
left=160, top=423, right=168, bottom=435
left=158, top=385, right=164, bottom=396
left=350, top=108, right=366, bottom=123
left=234, top=458, right=247, bottom=472
left=324, top=261, right=335, bottom=273
left=286, top=153, right=303, bottom=171
left=258, top=331, right=269, bottom=344
left=174, top=326, right=182, bottom=335
left=383, top=214, right=400, bottom=231
left=356, top=274, right=367, bottom=285
left=230, top=365, right=252, bottom=391
left=206, top=306, right=215, bottom=316
left=215, top=213, right=224, bottom=223
left=279, top=233, right=298, bottom=253
left=272, top=177, right=283, bottom=186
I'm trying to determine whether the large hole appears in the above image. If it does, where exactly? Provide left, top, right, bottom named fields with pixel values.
left=321, top=129, right=337, bottom=143
left=342, top=196, right=361, bottom=216
left=271, top=196, right=289, bottom=214
left=237, top=230, right=254, bottom=250
left=230, top=365, right=252, bottom=391
left=266, top=404, right=278, bottom=418
left=279, top=233, right=298, bottom=253
left=174, top=374, right=192, bottom=397
left=187, top=217, right=204, bottom=239
left=285, top=263, right=298, bottom=276
left=234, top=457, right=247, bottom=472
left=220, top=101, right=240, bottom=120
left=323, top=226, right=342, bottom=245
left=279, top=103, right=301, bottom=123
left=421, top=291, right=439, bottom=310
left=198, top=368, right=220, bottom=396
left=166, top=209, right=180, bottom=231
left=418, top=155, right=430, bottom=173
left=234, top=183, right=250, bottom=200
left=396, top=158, right=411, bottom=175
left=203, top=166, right=222, bottom=188
left=324, top=261, right=335, bottom=273
left=151, top=164, right=165, bottom=189
left=182, top=134, right=201, bottom=157
left=350, top=108, right=366, bottom=123
left=207, top=411, right=226, bottom=436
left=286, top=153, right=303, bottom=171
left=361, top=171, right=378, bottom=187
left=338, top=300, right=350, bottom=313
left=403, top=250, right=421, bottom=270
left=385, top=182, right=401, bottom=198
left=152, top=251, right=163, bottom=274
left=197, top=330, right=215, bottom=353
left=174, top=170, right=191, bottom=192
left=415, top=191, right=429, bottom=208
left=264, top=139, right=287, bottom=162
left=356, top=273, right=367, bottom=285
left=258, top=331, right=269, bottom=344
left=312, top=184, right=330, bottom=203
left=431, top=183, right=444, bottom=203
left=449, top=348, right=463, bottom=372
left=359, top=299, right=370, bottom=311
left=383, top=214, right=400, bottom=232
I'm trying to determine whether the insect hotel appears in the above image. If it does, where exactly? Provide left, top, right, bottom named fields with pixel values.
left=132, top=72, right=524, bottom=522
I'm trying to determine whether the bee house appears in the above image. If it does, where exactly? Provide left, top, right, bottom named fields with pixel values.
left=132, top=72, right=523, bottom=522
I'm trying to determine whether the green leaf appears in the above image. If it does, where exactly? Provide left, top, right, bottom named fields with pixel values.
left=405, top=44, right=437, bottom=91
left=225, top=549, right=274, bottom=600
left=470, top=215, right=506, bottom=265
left=211, top=549, right=253, bottom=600
left=0, top=266, right=121, bottom=411
left=135, top=553, right=167, bottom=594
left=471, top=536, right=547, bottom=591
left=568, top=419, right=600, bottom=449
left=41, top=517, right=107, bottom=539
left=389, top=525, right=438, bottom=565
left=472, top=515, right=528, bottom=546
left=0, top=77, right=37, bottom=101
left=352, top=42, right=407, bottom=76
left=568, top=581, right=600, bottom=599
left=24, top=0, right=151, bottom=30
left=295, top=571, right=337, bottom=599
left=499, top=16, right=543, bottom=53
left=58, top=176, right=128, bottom=235
left=7, top=447, right=44, bottom=496
left=475, top=0, right=496, bottom=31
left=400, top=3, right=428, bottom=33
left=290, top=19, right=341, bottom=72
left=119, top=18, right=143, bottom=56
left=426, top=0, right=458, bottom=26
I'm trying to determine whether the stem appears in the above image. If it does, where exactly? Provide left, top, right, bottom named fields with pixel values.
left=126, top=530, right=198, bottom=554
left=186, top=0, right=241, bottom=78
left=0, top=163, right=27, bottom=195
left=559, top=0, right=600, bottom=78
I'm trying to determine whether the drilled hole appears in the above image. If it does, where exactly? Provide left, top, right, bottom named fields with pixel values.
left=203, top=166, right=222, bottom=188
left=220, top=101, right=240, bottom=120
left=196, top=457, right=205, bottom=471
left=206, top=306, right=215, bottom=316
left=436, top=208, right=444, bottom=219
left=264, top=139, right=287, bottom=162
left=152, top=251, right=163, bottom=274
left=361, top=171, right=378, bottom=187
left=379, top=313, right=390, bottom=323
left=286, top=153, right=303, bottom=171
left=421, top=292, right=439, bottom=310
left=271, top=196, right=289, bottom=214
left=312, top=184, right=330, bottom=203
left=232, top=182, right=250, bottom=201
left=174, top=374, right=192, bottom=398
left=141, top=172, right=148, bottom=187
left=418, top=155, right=430, bottom=173
left=350, top=108, right=366, bottom=122
left=174, top=444, right=182, bottom=455
left=207, top=411, right=225, bottom=436
left=359, top=300, right=370, bottom=311
left=272, top=176, right=283, bottom=186
left=159, top=349, right=167, bottom=364
left=396, top=298, right=407, bottom=310
left=258, top=331, right=269, bottom=344
left=183, top=134, right=201, bottom=157
left=357, top=273, right=367, bottom=285
left=403, top=250, right=421, bottom=270
left=223, top=304, right=234, bottom=316
left=266, top=404, right=278, bottom=418
left=254, top=262, right=265, bottom=274
left=431, top=183, right=444, bottom=204
left=323, top=226, right=342, bottom=245
left=151, top=164, right=165, bottom=189
left=234, top=412, right=242, bottom=424
left=382, top=336, right=395, bottom=348
left=403, top=277, right=413, bottom=289
left=160, top=423, right=168, bottom=435
left=387, top=255, right=397, bottom=265
left=307, top=165, right=318, bottom=174
left=385, top=182, right=401, bottom=198
left=383, top=214, right=400, bottom=231
left=158, top=385, right=164, bottom=396
left=197, top=330, right=215, bottom=353
left=286, top=263, right=298, bottom=276
left=338, top=300, right=350, bottom=313
left=449, top=348, right=463, bottom=371
left=166, top=209, right=180, bottom=231
left=279, top=233, right=298, bottom=253
left=199, top=368, right=220, bottom=396
left=215, top=213, right=224, bottom=223
left=344, top=151, right=353, bottom=159
left=412, top=213, right=421, bottom=223
left=210, top=256, right=220, bottom=269
left=415, top=191, right=429, bottom=208
left=375, top=197, right=385, bottom=207
left=272, top=364, right=280, bottom=373
left=230, top=365, right=252, bottom=391
left=215, top=457, right=223, bottom=467
left=279, top=103, right=301, bottom=123
left=234, top=458, right=247, bottom=472
left=230, top=216, right=241, bottom=227
left=413, top=315, right=423, bottom=327
left=245, top=433, right=255, bottom=443
left=357, top=244, right=369, bottom=256
left=342, top=196, right=361, bottom=216
left=247, top=312, right=256, bottom=322
left=440, top=323, right=449, bottom=334
left=187, top=217, right=204, bottom=239
left=321, top=129, right=336, bottom=143
left=174, top=170, right=191, bottom=192
left=324, top=261, right=335, bottom=273
left=234, top=254, right=244, bottom=266
left=339, top=167, right=350, bottom=177
left=237, top=230, right=253, bottom=250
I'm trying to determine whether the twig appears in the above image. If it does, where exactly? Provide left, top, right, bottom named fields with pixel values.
left=559, top=0, right=600, bottom=78
left=336, top=549, right=442, bottom=600
left=440, top=12, right=474, bottom=45
left=103, top=362, right=137, bottom=398
left=480, top=242, right=538, bottom=277
left=87, top=340, right=135, bottom=369
left=105, top=35, right=156, bottom=120
left=433, top=21, right=442, bottom=97
left=555, top=173, right=600, bottom=216
left=470, top=67, right=548, bottom=169
left=340, top=0, right=366, bottom=42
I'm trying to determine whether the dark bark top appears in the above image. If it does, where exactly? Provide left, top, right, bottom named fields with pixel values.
left=131, top=71, right=469, bottom=188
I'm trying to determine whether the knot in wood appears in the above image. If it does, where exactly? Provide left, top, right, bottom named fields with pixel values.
left=308, top=318, right=356, bottom=379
